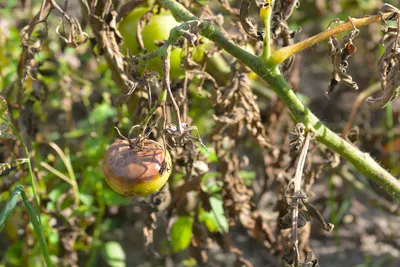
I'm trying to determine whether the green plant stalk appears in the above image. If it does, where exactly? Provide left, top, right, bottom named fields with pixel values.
left=85, top=182, right=106, bottom=267
left=260, top=0, right=273, bottom=61
left=161, top=0, right=400, bottom=200
left=139, top=87, right=167, bottom=133
left=2, top=116, right=52, bottom=265
left=7, top=121, right=42, bottom=217
left=20, top=188, right=53, bottom=267
left=0, top=185, right=52, bottom=266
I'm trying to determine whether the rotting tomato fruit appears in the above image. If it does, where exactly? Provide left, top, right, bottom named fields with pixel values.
left=103, top=138, right=171, bottom=197
left=119, top=7, right=206, bottom=78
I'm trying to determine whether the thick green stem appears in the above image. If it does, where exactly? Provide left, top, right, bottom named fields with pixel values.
left=161, top=0, right=400, bottom=200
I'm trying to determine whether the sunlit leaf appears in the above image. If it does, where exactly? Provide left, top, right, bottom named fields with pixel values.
left=102, top=241, right=126, bottom=267
left=20, top=188, right=52, bottom=266
left=199, top=198, right=229, bottom=233
left=209, top=196, right=229, bottom=233
left=199, top=208, right=218, bottom=233
left=199, top=147, right=217, bottom=163
left=171, top=216, right=193, bottom=253
left=201, top=172, right=222, bottom=194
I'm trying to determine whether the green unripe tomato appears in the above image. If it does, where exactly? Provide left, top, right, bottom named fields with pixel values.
left=103, top=139, right=172, bottom=197
left=119, top=8, right=184, bottom=77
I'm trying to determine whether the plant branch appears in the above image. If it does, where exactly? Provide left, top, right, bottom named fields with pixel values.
left=137, top=20, right=201, bottom=133
left=139, top=50, right=170, bottom=134
left=161, top=0, right=400, bottom=200
left=292, top=129, right=311, bottom=264
left=268, top=12, right=394, bottom=66
left=260, top=0, right=273, bottom=61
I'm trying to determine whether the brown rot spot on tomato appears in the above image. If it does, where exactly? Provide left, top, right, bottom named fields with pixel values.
left=102, top=139, right=172, bottom=197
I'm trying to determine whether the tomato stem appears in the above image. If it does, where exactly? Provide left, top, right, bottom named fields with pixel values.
left=267, top=12, right=394, bottom=67
left=161, top=0, right=400, bottom=200
left=136, top=20, right=203, bottom=134
left=260, top=0, right=273, bottom=61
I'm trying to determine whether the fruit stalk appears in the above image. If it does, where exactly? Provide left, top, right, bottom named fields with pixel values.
left=260, top=0, right=274, bottom=61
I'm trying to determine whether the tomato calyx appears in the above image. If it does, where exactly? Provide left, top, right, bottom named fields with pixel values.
left=114, top=125, right=148, bottom=149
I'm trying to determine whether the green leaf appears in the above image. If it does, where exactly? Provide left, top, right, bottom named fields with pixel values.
left=201, top=172, right=222, bottom=194
left=103, top=188, right=130, bottom=206
left=2, top=242, right=23, bottom=266
left=198, top=208, right=218, bottom=233
left=79, top=193, right=94, bottom=207
left=209, top=197, right=229, bottom=233
left=20, top=188, right=52, bottom=267
left=171, top=216, right=193, bottom=253
left=0, top=185, right=23, bottom=232
left=199, top=198, right=229, bottom=233
left=239, top=170, right=256, bottom=185
left=102, top=241, right=126, bottom=267
left=87, top=102, right=117, bottom=125
left=199, top=147, right=217, bottom=163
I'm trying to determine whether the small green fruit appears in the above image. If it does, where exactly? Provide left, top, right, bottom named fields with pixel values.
left=118, top=7, right=208, bottom=78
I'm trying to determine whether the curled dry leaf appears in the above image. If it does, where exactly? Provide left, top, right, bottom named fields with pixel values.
left=289, top=123, right=305, bottom=154
left=327, top=21, right=359, bottom=94
left=20, top=21, right=48, bottom=82
left=240, top=0, right=265, bottom=41
left=301, top=199, right=334, bottom=232
left=367, top=9, right=400, bottom=109
left=213, top=73, right=272, bottom=149
left=56, top=17, right=89, bottom=48
left=164, top=122, right=207, bottom=149
left=271, top=0, right=301, bottom=73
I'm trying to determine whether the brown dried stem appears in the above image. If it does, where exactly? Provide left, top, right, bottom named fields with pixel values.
left=291, top=128, right=312, bottom=264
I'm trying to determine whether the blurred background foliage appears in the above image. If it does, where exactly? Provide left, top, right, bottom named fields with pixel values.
left=0, top=0, right=400, bottom=266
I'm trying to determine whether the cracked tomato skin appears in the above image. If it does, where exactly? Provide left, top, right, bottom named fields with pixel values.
left=103, top=139, right=171, bottom=197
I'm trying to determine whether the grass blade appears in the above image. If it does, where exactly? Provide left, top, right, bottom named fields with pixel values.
left=0, top=185, right=52, bottom=266
left=20, top=189, right=53, bottom=267
left=0, top=185, right=24, bottom=232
